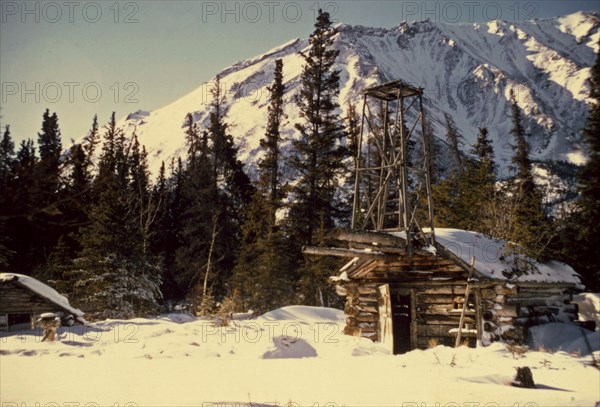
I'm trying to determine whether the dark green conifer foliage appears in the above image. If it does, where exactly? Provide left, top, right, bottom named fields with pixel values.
left=71, top=114, right=162, bottom=318
left=569, top=42, right=600, bottom=290
left=175, top=114, right=215, bottom=298
left=507, top=90, right=548, bottom=260
left=432, top=115, right=466, bottom=228
left=466, top=128, right=497, bottom=233
left=260, top=58, right=286, bottom=217
left=289, top=9, right=347, bottom=246
left=13, top=139, right=36, bottom=212
left=176, top=79, right=252, bottom=309
left=433, top=127, right=498, bottom=234
left=444, top=113, right=464, bottom=174
left=345, top=103, right=361, bottom=166
left=83, top=115, right=100, bottom=177
left=233, top=59, right=295, bottom=314
left=0, top=125, right=14, bottom=201
left=288, top=9, right=348, bottom=306
left=0, top=125, right=15, bottom=267
left=36, top=109, right=63, bottom=208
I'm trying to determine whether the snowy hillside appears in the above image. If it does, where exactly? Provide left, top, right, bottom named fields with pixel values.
left=113, top=12, right=599, bottom=178
left=1, top=305, right=598, bottom=405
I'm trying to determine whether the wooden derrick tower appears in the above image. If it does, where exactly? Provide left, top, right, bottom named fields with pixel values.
left=351, top=80, right=436, bottom=252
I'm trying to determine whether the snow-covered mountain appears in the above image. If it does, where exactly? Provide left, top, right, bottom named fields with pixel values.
left=118, top=11, right=599, bottom=178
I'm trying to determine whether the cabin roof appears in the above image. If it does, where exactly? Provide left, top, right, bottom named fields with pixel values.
left=334, top=229, right=582, bottom=287
left=0, top=273, right=87, bottom=323
left=427, top=229, right=581, bottom=286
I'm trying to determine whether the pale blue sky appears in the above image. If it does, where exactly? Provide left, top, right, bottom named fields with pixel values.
left=1, top=0, right=598, bottom=145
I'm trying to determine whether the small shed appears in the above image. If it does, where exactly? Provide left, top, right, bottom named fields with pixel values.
left=306, top=228, right=582, bottom=354
left=0, top=273, right=86, bottom=331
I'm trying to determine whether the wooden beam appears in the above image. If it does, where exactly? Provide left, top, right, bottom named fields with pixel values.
left=410, top=288, right=417, bottom=350
left=334, top=229, right=405, bottom=247
left=349, top=242, right=407, bottom=255
left=303, top=246, right=388, bottom=259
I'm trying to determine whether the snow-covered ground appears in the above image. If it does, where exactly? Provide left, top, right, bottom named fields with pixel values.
left=1, top=306, right=598, bottom=406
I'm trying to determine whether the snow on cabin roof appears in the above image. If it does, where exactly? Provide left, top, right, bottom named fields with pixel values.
left=0, top=273, right=87, bottom=323
left=392, top=229, right=582, bottom=286
left=335, top=228, right=582, bottom=286
left=433, top=229, right=581, bottom=286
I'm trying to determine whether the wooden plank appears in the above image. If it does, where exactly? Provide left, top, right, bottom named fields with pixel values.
left=357, top=285, right=379, bottom=295
left=480, top=289, right=496, bottom=300
left=493, top=284, right=519, bottom=295
left=302, top=246, right=387, bottom=259
left=365, top=274, right=467, bottom=283
left=375, top=265, right=466, bottom=274
left=361, top=277, right=469, bottom=285
left=417, top=324, right=459, bottom=337
left=474, top=288, right=483, bottom=345
left=349, top=242, right=406, bottom=255
left=334, top=229, right=406, bottom=247
left=378, top=284, right=393, bottom=353
left=419, top=286, right=467, bottom=295
left=420, top=314, right=476, bottom=325
left=352, top=261, right=383, bottom=279
left=506, top=297, right=564, bottom=306
left=415, top=294, right=457, bottom=304
left=410, top=288, right=417, bottom=350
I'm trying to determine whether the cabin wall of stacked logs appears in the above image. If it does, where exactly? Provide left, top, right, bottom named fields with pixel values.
left=0, top=284, right=62, bottom=314
left=336, top=282, right=578, bottom=347
left=482, top=285, right=578, bottom=345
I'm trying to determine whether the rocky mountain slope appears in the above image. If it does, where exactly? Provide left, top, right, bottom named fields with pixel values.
left=117, top=12, right=599, bottom=179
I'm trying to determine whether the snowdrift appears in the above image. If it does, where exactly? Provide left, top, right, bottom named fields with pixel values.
left=1, top=305, right=598, bottom=406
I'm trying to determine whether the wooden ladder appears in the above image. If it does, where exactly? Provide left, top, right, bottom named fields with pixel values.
left=455, top=257, right=476, bottom=347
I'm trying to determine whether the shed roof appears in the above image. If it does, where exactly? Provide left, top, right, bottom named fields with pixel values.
left=335, top=229, right=582, bottom=287
left=426, top=229, right=581, bottom=286
left=0, top=273, right=87, bottom=324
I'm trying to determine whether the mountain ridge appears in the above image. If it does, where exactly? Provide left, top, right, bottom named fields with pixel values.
left=113, top=11, right=599, bottom=179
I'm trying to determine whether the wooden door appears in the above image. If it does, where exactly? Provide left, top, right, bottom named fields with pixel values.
left=378, top=284, right=393, bottom=353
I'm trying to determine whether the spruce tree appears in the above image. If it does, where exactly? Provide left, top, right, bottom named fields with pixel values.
left=43, top=117, right=101, bottom=290
left=289, top=9, right=347, bottom=243
left=12, top=139, right=37, bottom=213
left=4, top=139, right=37, bottom=273
left=175, top=113, right=218, bottom=304
left=507, top=90, right=548, bottom=260
left=444, top=113, right=464, bottom=174
left=0, top=125, right=14, bottom=200
left=463, top=127, right=497, bottom=233
left=233, top=59, right=296, bottom=314
left=83, top=115, right=100, bottom=176
left=176, top=80, right=252, bottom=311
left=95, top=112, right=121, bottom=194
left=36, top=109, right=63, bottom=208
left=432, top=127, right=498, bottom=233
left=260, top=58, right=286, bottom=218
left=572, top=42, right=600, bottom=290
left=288, top=9, right=348, bottom=306
left=71, top=114, right=162, bottom=318
left=432, top=115, right=465, bottom=228
left=345, top=102, right=361, bottom=165
left=0, top=125, right=15, bottom=267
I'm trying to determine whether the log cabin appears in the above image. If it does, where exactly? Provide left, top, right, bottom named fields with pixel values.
left=0, top=273, right=86, bottom=331
left=304, top=228, right=583, bottom=354
left=302, top=80, right=583, bottom=354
